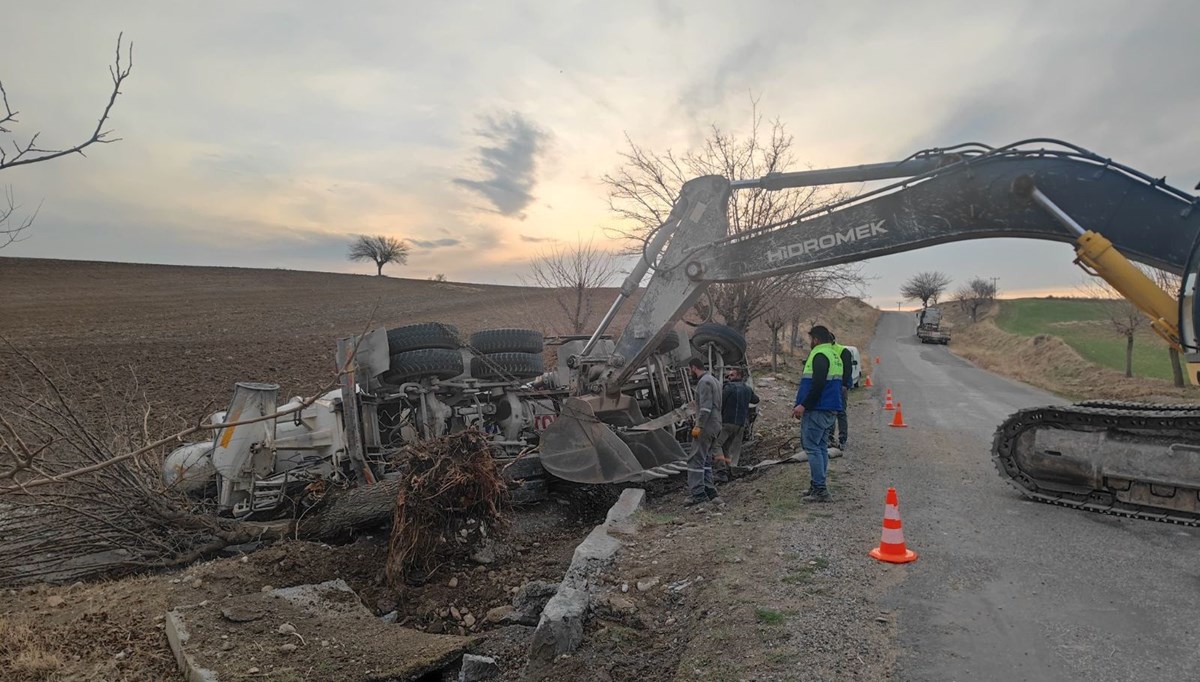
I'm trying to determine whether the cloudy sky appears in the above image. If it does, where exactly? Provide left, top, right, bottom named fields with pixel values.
left=2, top=1, right=1197, bottom=306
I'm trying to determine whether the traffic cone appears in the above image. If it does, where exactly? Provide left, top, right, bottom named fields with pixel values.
left=889, top=402, right=908, bottom=428
left=883, top=389, right=894, bottom=410
left=864, top=375, right=873, bottom=387
left=869, top=488, right=917, bottom=564
left=874, top=356, right=881, bottom=365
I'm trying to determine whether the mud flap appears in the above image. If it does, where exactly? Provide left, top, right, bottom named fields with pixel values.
left=540, top=396, right=687, bottom=484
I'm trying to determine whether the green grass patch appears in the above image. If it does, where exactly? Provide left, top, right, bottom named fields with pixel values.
left=994, top=298, right=1177, bottom=380
left=754, top=607, right=787, bottom=625
left=637, top=510, right=678, bottom=525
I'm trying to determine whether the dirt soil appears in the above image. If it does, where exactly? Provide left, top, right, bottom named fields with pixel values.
left=170, top=579, right=469, bottom=681
left=0, top=501, right=593, bottom=681
left=0, top=257, right=640, bottom=422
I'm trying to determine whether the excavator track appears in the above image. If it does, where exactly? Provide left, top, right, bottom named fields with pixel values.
left=992, top=403, right=1200, bottom=526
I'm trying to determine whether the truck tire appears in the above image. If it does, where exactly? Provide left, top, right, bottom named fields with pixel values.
left=468, top=329, right=544, bottom=354
left=691, top=323, right=746, bottom=363
left=470, top=352, right=544, bottom=381
left=656, top=329, right=684, bottom=353
left=386, top=323, right=460, bottom=354
left=383, top=348, right=464, bottom=384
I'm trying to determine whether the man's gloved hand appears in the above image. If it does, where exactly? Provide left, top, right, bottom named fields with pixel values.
left=792, top=405, right=805, bottom=419
left=691, top=425, right=702, bottom=439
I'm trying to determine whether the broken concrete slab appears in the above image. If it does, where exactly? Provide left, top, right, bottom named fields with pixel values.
left=459, top=653, right=499, bottom=681
left=529, top=487, right=644, bottom=662
left=166, top=579, right=471, bottom=681
left=510, top=581, right=558, bottom=625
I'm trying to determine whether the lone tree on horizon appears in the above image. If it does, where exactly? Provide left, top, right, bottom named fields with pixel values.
left=349, top=235, right=409, bottom=276
left=901, top=271, right=952, bottom=309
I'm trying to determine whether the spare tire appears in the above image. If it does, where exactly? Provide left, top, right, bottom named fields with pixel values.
left=691, top=323, right=747, bottom=363
left=469, top=328, right=545, bottom=354
left=383, top=348, right=464, bottom=384
left=470, top=352, right=544, bottom=381
left=386, top=323, right=460, bottom=354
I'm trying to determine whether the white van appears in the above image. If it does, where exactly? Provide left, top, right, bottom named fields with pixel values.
left=843, top=345, right=862, bottom=388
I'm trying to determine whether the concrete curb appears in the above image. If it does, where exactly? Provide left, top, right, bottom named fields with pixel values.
left=164, top=606, right=219, bottom=682
left=528, top=487, right=645, bottom=661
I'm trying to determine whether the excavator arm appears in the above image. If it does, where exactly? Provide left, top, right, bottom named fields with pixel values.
left=540, top=140, right=1200, bottom=513
left=604, top=140, right=1199, bottom=391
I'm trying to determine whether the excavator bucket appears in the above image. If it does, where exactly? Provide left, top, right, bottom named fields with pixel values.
left=540, top=396, right=688, bottom=484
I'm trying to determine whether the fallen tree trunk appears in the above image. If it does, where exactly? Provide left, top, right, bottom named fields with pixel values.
left=253, top=476, right=404, bottom=542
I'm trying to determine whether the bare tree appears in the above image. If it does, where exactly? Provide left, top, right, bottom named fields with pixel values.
left=762, top=295, right=806, bottom=373
left=901, top=271, right=951, bottom=309
left=522, top=238, right=620, bottom=333
left=1147, top=267, right=1187, bottom=387
left=349, top=235, right=409, bottom=276
left=1, top=186, right=37, bottom=250
left=1076, top=279, right=1147, bottom=378
left=601, top=100, right=864, bottom=333
left=954, top=277, right=997, bottom=322
left=0, top=34, right=133, bottom=248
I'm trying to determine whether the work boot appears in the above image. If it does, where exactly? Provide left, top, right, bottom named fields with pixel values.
left=827, top=446, right=842, bottom=458
left=683, top=495, right=709, bottom=508
left=802, top=488, right=832, bottom=503
left=708, top=495, right=727, bottom=508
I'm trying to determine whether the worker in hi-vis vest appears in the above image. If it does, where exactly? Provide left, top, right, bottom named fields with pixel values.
left=792, top=325, right=844, bottom=503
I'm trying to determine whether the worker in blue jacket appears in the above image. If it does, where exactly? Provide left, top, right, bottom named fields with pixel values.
left=792, top=325, right=844, bottom=503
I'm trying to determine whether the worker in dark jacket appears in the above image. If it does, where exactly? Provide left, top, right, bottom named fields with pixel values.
left=713, top=367, right=759, bottom=482
left=792, top=325, right=844, bottom=503
left=828, top=334, right=854, bottom=454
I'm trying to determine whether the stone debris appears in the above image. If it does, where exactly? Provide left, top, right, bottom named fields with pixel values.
left=459, top=653, right=500, bottom=682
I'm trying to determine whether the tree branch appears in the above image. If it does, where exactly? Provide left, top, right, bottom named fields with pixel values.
left=0, top=33, right=133, bottom=171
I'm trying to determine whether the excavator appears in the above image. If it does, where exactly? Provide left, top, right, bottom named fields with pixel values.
left=167, top=139, right=1200, bottom=527
left=540, top=138, right=1200, bottom=525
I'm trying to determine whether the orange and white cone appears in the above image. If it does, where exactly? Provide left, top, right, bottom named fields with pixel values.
left=869, top=488, right=917, bottom=564
left=889, top=402, right=908, bottom=428
left=874, top=356, right=881, bottom=365
left=864, top=375, right=873, bottom=387
left=883, top=389, right=894, bottom=410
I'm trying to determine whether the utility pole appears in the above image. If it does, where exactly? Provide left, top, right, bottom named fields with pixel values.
left=991, top=276, right=1000, bottom=296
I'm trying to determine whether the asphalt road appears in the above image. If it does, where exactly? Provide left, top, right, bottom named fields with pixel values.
left=868, top=311, right=1200, bottom=681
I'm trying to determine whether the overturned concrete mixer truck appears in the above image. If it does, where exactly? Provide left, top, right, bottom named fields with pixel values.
left=162, top=321, right=752, bottom=518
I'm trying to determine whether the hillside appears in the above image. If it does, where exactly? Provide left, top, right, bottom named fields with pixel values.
left=945, top=297, right=1194, bottom=402
left=994, top=298, right=1178, bottom=381
left=0, top=258, right=631, bottom=420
